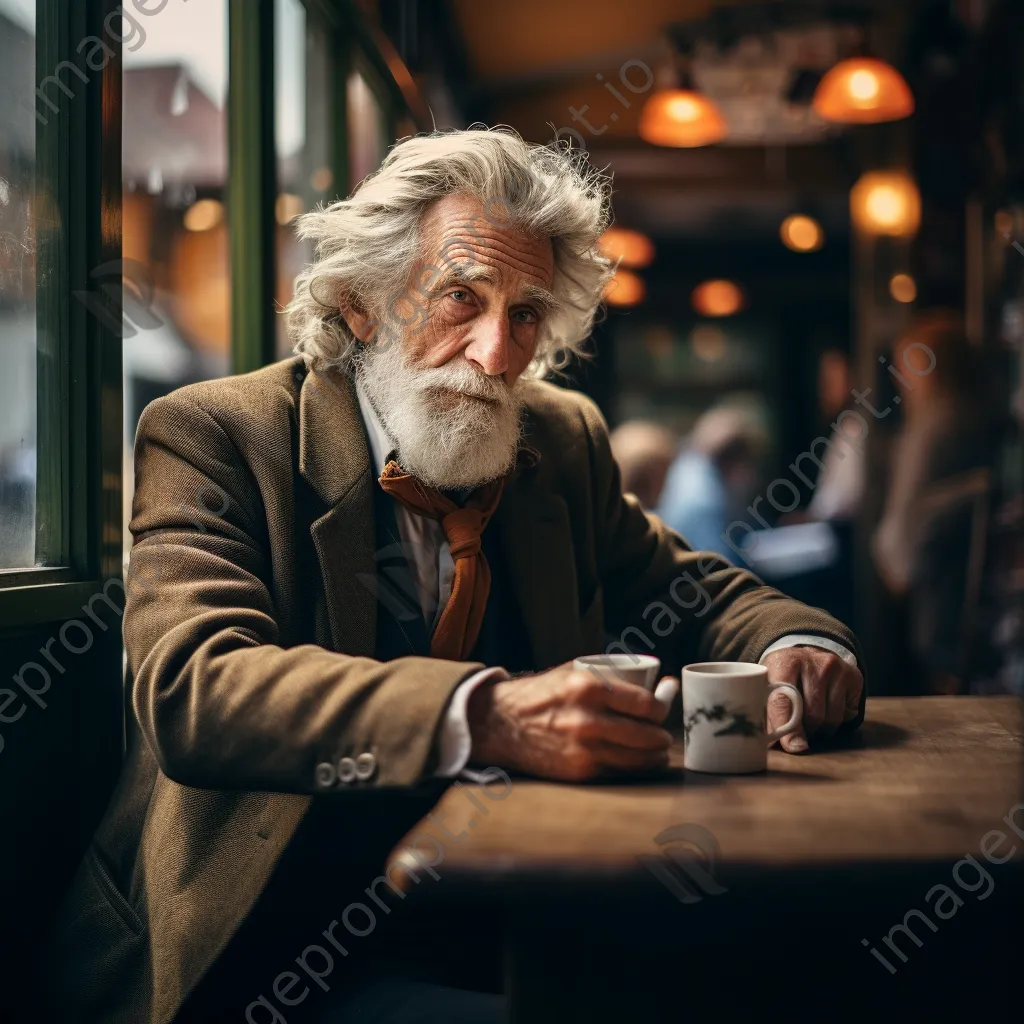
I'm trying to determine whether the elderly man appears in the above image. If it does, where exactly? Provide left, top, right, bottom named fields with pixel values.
left=50, top=130, right=863, bottom=1024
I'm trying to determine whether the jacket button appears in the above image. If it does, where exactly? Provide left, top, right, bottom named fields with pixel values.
left=337, top=756, right=357, bottom=784
left=355, top=752, right=377, bottom=781
left=315, top=762, right=337, bottom=789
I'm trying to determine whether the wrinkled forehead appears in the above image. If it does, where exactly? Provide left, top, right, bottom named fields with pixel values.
left=419, top=193, right=555, bottom=291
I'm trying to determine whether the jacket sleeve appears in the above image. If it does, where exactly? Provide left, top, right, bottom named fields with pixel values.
left=126, top=392, right=478, bottom=793
left=578, top=396, right=866, bottom=730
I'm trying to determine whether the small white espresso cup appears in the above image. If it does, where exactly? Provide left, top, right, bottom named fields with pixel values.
left=574, top=653, right=661, bottom=691
left=682, top=662, right=803, bottom=773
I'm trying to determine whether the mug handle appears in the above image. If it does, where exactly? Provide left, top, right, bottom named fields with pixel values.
left=766, top=682, right=803, bottom=744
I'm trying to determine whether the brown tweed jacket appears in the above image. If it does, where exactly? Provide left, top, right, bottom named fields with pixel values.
left=47, top=357, right=861, bottom=1023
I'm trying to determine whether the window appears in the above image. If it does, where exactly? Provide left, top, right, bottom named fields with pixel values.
left=0, top=0, right=39, bottom=568
left=275, top=0, right=338, bottom=358
left=121, top=0, right=230, bottom=560
left=348, top=66, right=387, bottom=190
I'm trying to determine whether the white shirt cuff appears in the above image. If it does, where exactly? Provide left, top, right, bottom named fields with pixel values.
left=759, top=634, right=858, bottom=667
left=434, top=667, right=510, bottom=778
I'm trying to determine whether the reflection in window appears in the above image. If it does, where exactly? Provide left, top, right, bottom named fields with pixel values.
left=0, top=0, right=36, bottom=568
left=348, top=69, right=386, bottom=191
left=121, top=0, right=230, bottom=560
left=275, top=0, right=336, bottom=358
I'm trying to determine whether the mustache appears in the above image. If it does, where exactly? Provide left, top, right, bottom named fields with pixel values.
left=415, top=363, right=515, bottom=405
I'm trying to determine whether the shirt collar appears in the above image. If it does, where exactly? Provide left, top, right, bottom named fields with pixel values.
left=354, top=377, right=397, bottom=477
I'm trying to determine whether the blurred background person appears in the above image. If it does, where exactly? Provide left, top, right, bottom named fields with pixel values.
left=760, top=346, right=864, bottom=629
left=609, top=420, right=677, bottom=510
left=807, top=348, right=866, bottom=524
left=872, top=311, right=999, bottom=694
left=656, top=401, right=767, bottom=562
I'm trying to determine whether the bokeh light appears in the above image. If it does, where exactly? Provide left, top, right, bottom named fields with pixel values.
left=183, top=199, right=225, bottom=233
left=604, top=269, right=646, bottom=307
left=600, top=227, right=655, bottom=268
left=889, top=273, right=917, bottom=303
left=691, top=279, right=744, bottom=317
left=780, top=214, right=824, bottom=252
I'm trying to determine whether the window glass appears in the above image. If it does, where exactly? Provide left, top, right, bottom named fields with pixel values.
left=0, top=0, right=37, bottom=569
left=121, top=0, right=229, bottom=561
left=275, top=0, right=335, bottom=358
left=348, top=68, right=386, bottom=190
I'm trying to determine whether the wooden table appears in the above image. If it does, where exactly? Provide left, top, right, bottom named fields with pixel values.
left=389, top=698, right=1023, bottom=1022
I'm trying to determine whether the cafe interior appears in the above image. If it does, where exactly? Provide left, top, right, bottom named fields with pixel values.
left=1, top=0, right=1022, bottom=1020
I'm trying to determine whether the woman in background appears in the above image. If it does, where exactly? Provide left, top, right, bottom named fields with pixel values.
left=872, top=311, right=998, bottom=694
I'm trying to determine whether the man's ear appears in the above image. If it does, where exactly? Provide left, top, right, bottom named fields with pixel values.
left=339, top=296, right=378, bottom=343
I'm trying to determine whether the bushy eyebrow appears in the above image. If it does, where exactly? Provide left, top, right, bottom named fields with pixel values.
left=428, top=264, right=558, bottom=314
left=520, top=283, right=559, bottom=314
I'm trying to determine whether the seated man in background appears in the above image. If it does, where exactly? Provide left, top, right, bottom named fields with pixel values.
left=50, top=129, right=865, bottom=1024
left=608, top=419, right=677, bottom=510
left=657, top=401, right=767, bottom=562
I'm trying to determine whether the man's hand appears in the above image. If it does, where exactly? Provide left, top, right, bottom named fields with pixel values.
left=466, top=662, right=674, bottom=782
left=762, top=647, right=864, bottom=754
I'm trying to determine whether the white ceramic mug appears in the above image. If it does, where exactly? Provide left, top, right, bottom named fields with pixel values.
left=573, top=653, right=660, bottom=691
left=682, top=662, right=803, bottom=774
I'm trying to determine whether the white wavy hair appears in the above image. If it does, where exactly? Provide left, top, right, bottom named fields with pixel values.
left=285, top=127, right=615, bottom=377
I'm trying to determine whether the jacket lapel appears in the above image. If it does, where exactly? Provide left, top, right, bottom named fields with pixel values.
left=493, top=468, right=583, bottom=670
left=299, top=367, right=377, bottom=656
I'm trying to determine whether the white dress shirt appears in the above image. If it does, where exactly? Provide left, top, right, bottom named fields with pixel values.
left=354, top=383, right=857, bottom=778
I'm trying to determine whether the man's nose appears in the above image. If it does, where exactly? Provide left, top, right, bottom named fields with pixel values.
left=463, top=315, right=510, bottom=377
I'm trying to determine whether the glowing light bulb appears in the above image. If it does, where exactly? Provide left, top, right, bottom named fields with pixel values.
left=850, top=171, right=921, bottom=238
left=669, top=96, right=700, bottom=122
left=849, top=69, right=879, bottom=102
left=866, top=187, right=903, bottom=226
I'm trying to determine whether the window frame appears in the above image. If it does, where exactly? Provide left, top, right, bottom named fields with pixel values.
left=0, top=0, right=123, bottom=627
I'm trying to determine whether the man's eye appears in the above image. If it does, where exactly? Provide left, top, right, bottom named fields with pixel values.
left=511, top=308, right=538, bottom=325
left=448, top=289, right=471, bottom=303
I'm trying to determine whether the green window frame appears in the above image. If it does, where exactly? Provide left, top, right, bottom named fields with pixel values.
left=0, top=0, right=123, bottom=628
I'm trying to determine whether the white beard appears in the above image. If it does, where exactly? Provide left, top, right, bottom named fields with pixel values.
left=354, top=339, right=525, bottom=490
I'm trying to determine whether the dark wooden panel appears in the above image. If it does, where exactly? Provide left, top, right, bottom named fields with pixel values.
left=0, top=611, right=122, bottom=1018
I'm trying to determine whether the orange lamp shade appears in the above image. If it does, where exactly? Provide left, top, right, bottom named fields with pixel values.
left=691, top=279, right=744, bottom=317
left=812, top=57, right=914, bottom=124
left=639, top=89, right=727, bottom=148
left=603, top=269, right=646, bottom=307
left=850, top=171, right=921, bottom=238
left=599, top=227, right=655, bottom=269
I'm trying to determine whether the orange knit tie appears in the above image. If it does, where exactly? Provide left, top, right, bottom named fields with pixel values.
left=379, top=460, right=506, bottom=661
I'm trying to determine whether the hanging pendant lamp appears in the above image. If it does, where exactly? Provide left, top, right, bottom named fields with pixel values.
left=812, top=56, right=913, bottom=124
left=639, top=51, right=727, bottom=149
left=639, top=87, right=727, bottom=147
